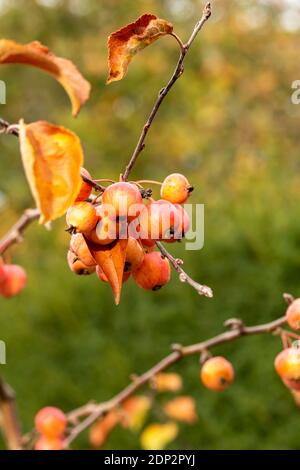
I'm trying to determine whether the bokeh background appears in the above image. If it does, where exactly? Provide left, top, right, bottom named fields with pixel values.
left=0, top=0, right=300, bottom=450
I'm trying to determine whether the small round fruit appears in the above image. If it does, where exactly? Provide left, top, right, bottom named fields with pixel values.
left=174, top=204, right=190, bottom=237
left=85, top=217, right=117, bottom=246
left=0, top=265, right=27, bottom=298
left=132, top=251, right=171, bottom=291
left=164, top=204, right=191, bottom=243
left=0, top=257, right=6, bottom=284
left=67, top=251, right=95, bottom=275
left=102, top=182, right=142, bottom=220
left=275, top=347, right=300, bottom=390
left=66, top=202, right=98, bottom=234
left=75, top=167, right=93, bottom=202
left=138, top=200, right=179, bottom=241
left=70, top=233, right=96, bottom=267
left=125, top=237, right=144, bottom=272
left=35, top=436, right=64, bottom=451
left=35, top=407, right=67, bottom=438
left=286, top=299, right=300, bottom=331
left=201, top=356, right=234, bottom=391
left=160, top=173, right=193, bottom=204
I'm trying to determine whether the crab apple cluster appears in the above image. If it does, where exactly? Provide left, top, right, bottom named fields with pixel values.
left=34, top=406, right=67, bottom=450
left=66, top=171, right=193, bottom=297
left=0, top=257, right=27, bottom=298
left=200, top=356, right=235, bottom=392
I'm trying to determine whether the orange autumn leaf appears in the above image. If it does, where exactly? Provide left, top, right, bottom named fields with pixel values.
left=89, top=411, right=119, bottom=448
left=107, top=14, right=173, bottom=84
left=120, top=395, right=152, bottom=432
left=19, top=120, right=84, bottom=224
left=163, top=396, right=197, bottom=424
left=0, top=39, right=90, bottom=116
left=152, top=372, right=182, bottom=392
left=140, top=422, right=178, bottom=450
left=87, top=239, right=128, bottom=305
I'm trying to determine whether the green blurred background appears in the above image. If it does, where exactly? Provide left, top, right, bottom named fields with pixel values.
left=0, top=0, right=300, bottom=450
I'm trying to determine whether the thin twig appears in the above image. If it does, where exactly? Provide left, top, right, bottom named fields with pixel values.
left=63, top=309, right=287, bottom=448
left=0, top=378, right=22, bottom=450
left=156, top=241, right=213, bottom=298
left=122, top=2, right=211, bottom=181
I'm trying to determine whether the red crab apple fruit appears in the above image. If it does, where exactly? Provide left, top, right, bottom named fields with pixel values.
left=275, top=347, right=300, bottom=391
left=286, top=299, right=300, bottom=331
left=34, top=436, right=64, bottom=451
left=160, top=173, right=193, bottom=204
left=102, top=182, right=142, bottom=220
left=35, top=407, right=67, bottom=438
left=124, top=237, right=144, bottom=272
left=66, top=202, right=98, bottom=234
left=67, top=250, right=95, bottom=275
left=132, top=251, right=171, bottom=291
left=0, top=264, right=27, bottom=298
left=70, top=233, right=96, bottom=267
left=201, top=356, right=235, bottom=391
left=138, top=200, right=179, bottom=241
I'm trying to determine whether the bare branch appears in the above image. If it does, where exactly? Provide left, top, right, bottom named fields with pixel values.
left=122, top=2, right=212, bottom=181
left=63, top=309, right=287, bottom=448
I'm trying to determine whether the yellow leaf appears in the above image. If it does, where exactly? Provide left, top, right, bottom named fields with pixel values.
left=19, top=120, right=84, bottom=224
left=140, top=422, right=178, bottom=450
left=0, top=39, right=91, bottom=116
left=152, top=372, right=182, bottom=392
left=163, top=396, right=197, bottom=424
left=107, top=14, right=173, bottom=84
left=120, top=396, right=152, bottom=432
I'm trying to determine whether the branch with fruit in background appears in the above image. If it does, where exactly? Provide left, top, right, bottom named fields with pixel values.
left=22, top=294, right=300, bottom=450
left=1, top=0, right=299, bottom=452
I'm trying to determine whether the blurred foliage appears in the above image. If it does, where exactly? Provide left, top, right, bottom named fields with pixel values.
left=0, top=0, right=300, bottom=450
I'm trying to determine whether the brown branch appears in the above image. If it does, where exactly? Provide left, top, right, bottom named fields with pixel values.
left=156, top=241, right=213, bottom=298
left=63, top=308, right=287, bottom=448
left=0, top=378, right=22, bottom=450
left=0, top=208, right=40, bottom=256
left=122, top=2, right=212, bottom=181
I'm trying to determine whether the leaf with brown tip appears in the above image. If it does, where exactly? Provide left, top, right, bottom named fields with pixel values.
left=107, top=14, right=173, bottom=84
left=19, top=120, right=84, bottom=224
left=87, top=239, right=128, bottom=305
left=0, top=39, right=91, bottom=116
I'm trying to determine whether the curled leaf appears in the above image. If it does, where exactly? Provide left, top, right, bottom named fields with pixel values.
left=140, top=422, right=178, bottom=450
left=120, top=395, right=152, bottom=432
left=107, top=14, right=173, bottom=84
left=0, top=39, right=91, bottom=116
left=87, top=239, right=128, bottom=305
left=19, top=120, right=84, bottom=224
left=152, top=372, right=182, bottom=392
left=163, top=396, right=197, bottom=424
